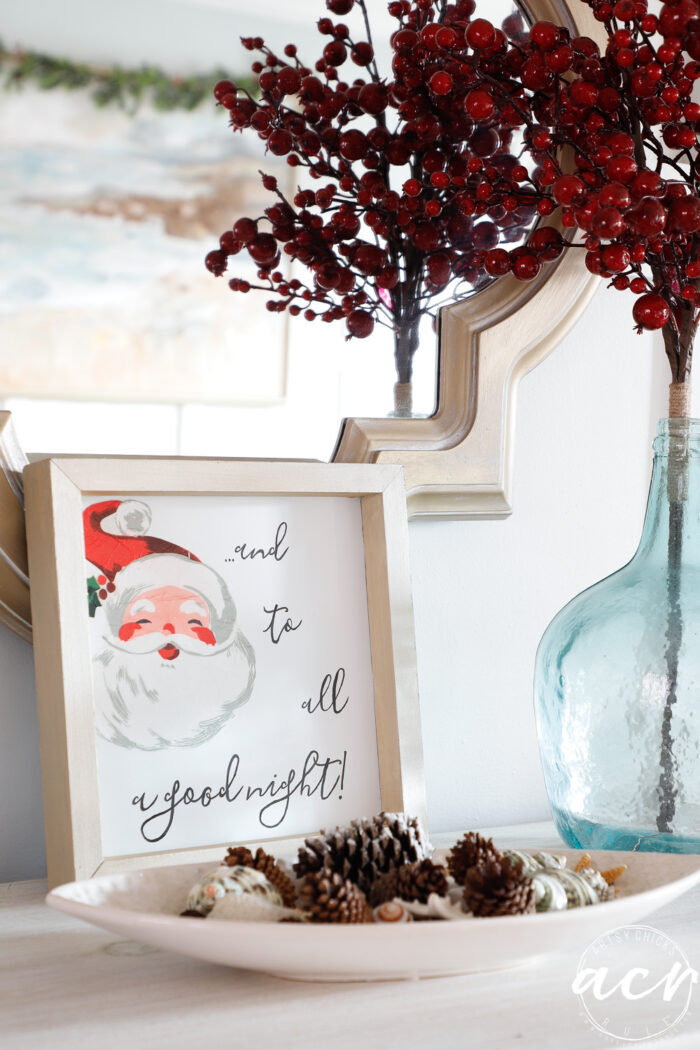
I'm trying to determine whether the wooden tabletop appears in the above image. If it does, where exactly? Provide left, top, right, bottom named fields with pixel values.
left=4, top=822, right=700, bottom=1050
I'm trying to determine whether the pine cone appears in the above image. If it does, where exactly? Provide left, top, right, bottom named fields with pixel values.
left=463, top=855, right=536, bottom=917
left=224, top=845, right=255, bottom=869
left=447, top=832, right=501, bottom=885
left=300, top=866, right=372, bottom=924
left=223, top=845, right=297, bottom=907
left=396, top=859, right=449, bottom=903
left=368, top=868, right=399, bottom=907
left=295, top=812, right=431, bottom=894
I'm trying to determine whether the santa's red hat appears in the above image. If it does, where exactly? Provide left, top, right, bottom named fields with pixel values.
left=84, top=500, right=237, bottom=646
left=83, top=500, right=199, bottom=581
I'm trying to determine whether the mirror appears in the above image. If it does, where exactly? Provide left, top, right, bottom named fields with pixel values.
left=1, top=0, right=595, bottom=459
left=0, top=0, right=602, bottom=641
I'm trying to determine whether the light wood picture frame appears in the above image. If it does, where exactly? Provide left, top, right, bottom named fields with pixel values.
left=24, top=458, right=425, bottom=889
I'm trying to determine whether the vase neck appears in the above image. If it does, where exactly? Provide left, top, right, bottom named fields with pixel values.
left=636, top=418, right=700, bottom=563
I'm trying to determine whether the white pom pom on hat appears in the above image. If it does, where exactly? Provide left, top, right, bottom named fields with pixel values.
left=108, top=500, right=152, bottom=538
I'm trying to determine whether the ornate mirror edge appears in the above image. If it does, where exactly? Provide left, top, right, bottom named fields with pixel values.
left=333, top=1, right=604, bottom=519
left=0, top=412, right=32, bottom=642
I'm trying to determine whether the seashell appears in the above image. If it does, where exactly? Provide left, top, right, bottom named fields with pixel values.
left=574, top=853, right=593, bottom=873
left=532, top=867, right=602, bottom=911
left=185, top=865, right=283, bottom=917
left=532, top=872, right=569, bottom=912
left=576, top=867, right=615, bottom=903
left=600, top=864, right=627, bottom=886
left=401, top=893, right=471, bottom=921
left=209, top=892, right=304, bottom=924
left=505, top=850, right=567, bottom=874
left=373, top=901, right=413, bottom=923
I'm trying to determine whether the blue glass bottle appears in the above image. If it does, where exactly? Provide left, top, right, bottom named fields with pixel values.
left=535, top=418, right=700, bottom=852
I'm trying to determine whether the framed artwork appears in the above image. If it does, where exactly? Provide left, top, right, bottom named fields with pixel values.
left=0, top=86, right=290, bottom=406
left=24, top=457, right=425, bottom=888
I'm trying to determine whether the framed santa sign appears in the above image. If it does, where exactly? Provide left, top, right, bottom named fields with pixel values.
left=24, top=458, right=425, bottom=888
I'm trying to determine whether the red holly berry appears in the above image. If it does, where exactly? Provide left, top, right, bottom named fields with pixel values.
left=466, top=89, right=495, bottom=121
left=628, top=198, right=667, bottom=237
left=599, top=182, right=631, bottom=210
left=353, top=244, right=386, bottom=275
left=248, top=234, right=278, bottom=265
left=412, top=223, right=440, bottom=251
left=530, top=21, right=560, bottom=50
left=484, top=248, right=512, bottom=276
left=601, top=245, right=631, bottom=273
left=466, top=18, right=496, bottom=50
left=552, top=175, right=585, bottom=206
left=591, top=206, right=626, bottom=239
left=358, top=84, right=388, bottom=114
left=268, top=129, right=293, bottom=155
left=277, top=68, right=301, bottom=95
left=213, top=80, right=236, bottom=102
left=546, top=45, right=573, bottom=74
left=512, top=253, right=541, bottom=280
left=427, top=254, right=451, bottom=286
left=436, top=26, right=457, bottom=48
left=323, top=41, right=347, bottom=66
left=205, top=250, right=228, bottom=276
left=633, top=293, right=670, bottom=330
left=346, top=310, right=374, bottom=338
left=377, top=266, right=399, bottom=289
left=351, top=42, right=374, bottom=66
left=430, top=72, right=453, bottom=95
left=530, top=227, right=564, bottom=261
left=668, top=197, right=700, bottom=235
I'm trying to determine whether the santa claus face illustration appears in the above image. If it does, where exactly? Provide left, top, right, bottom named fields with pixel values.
left=84, top=500, right=256, bottom=751
left=118, top=585, right=216, bottom=658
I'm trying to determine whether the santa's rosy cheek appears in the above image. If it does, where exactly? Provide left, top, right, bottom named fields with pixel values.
left=119, top=622, right=140, bottom=642
left=192, top=626, right=216, bottom=647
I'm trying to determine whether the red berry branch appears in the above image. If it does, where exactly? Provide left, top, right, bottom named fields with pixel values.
left=206, top=0, right=700, bottom=415
left=460, top=0, right=700, bottom=406
left=205, top=0, right=541, bottom=414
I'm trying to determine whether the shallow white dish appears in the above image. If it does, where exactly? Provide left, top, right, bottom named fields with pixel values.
left=46, top=848, right=700, bottom=981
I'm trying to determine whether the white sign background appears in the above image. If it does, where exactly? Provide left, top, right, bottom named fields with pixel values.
left=84, top=494, right=381, bottom=857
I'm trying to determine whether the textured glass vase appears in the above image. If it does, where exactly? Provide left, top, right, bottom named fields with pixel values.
left=535, top=418, right=700, bottom=853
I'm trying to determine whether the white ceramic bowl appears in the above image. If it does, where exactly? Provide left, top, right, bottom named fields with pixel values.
left=46, top=848, right=700, bottom=981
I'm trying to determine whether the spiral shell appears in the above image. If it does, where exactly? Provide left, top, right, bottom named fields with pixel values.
left=505, top=849, right=567, bottom=874
left=373, top=900, right=413, bottom=923
left=532, top=872, right=569, bottom=912
left=532, top=867, right=603, bottom=912
left=185, top=865, right=283, bottom=917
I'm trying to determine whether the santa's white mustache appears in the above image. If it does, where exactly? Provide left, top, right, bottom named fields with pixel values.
left=105, top=631, right=220, bottom=656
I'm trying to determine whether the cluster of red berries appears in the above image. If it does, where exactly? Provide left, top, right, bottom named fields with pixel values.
left=205, top=0, right=700, bottom=376
left=205, top=0, right=541, bottom=354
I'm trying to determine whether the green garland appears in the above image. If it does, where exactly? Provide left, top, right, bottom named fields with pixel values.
left=0, top=39, right=255, bottom=112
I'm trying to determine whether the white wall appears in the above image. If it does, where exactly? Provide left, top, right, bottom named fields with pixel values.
left=0, top=284, right=673, bottom=881
left=412, top=284, right=670, bottom=836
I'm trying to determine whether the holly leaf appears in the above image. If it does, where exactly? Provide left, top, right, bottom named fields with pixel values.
left=87, top=575, right=102, bottom=618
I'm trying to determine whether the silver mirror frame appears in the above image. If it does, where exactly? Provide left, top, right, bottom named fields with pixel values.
left=334, top=2, right=602, bottom=518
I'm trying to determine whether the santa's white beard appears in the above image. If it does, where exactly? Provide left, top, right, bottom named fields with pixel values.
left=93, top=629, right=256, bottom=750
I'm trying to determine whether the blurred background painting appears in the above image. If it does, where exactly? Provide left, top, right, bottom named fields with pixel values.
left=0, top=0, right=431, bottom=460
left=0, top=86, right=289, bottom=405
